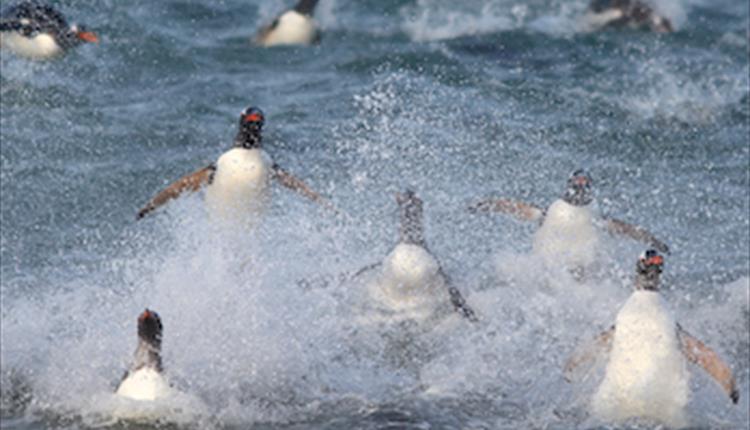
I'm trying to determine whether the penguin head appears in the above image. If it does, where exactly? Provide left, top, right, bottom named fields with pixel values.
left=236, top=107, right=264, bottom=148
left=396, top=189, right=425, bottom=246
left=563, top=169, right=593, bottom=206
left=69, top=24, right=98, bottom=44
left=137, top=309, right=162, bottom=347
left=293, top=0, right=319, bottom=16
left=635, top=249, right=664, bottom=291
left=239, top=106, right=264, bottom=131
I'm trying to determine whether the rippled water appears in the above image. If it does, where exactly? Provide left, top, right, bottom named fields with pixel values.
left=1, top=0, right=748, bottom=429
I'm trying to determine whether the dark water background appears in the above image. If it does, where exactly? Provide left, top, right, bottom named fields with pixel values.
left=1, top=0, right=748, bottom=428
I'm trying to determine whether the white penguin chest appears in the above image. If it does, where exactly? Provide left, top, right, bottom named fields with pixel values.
left=593, top=291, right=689, bottom=426
left=0, top=31, right=62, bottom=59
left=609, top=292, right=683, bottom=376
left=262, top=11, right=317, bottom=46
left=116, top=368, right=171, bottom=401
left=370, top=243, right=445, bottom=319
left=204, top=148, right=271, bottom=221
left=583, top=8, right=625, bottom=30
left=532, top=199, right=599, bottom=266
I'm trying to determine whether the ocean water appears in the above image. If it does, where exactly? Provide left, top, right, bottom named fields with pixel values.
left=1, top=0, right=748, bottom=429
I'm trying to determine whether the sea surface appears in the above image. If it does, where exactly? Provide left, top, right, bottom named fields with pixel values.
left=1, top=0, right=748, bottom=429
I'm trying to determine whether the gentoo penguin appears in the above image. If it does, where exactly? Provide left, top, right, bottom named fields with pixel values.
left=360, top=190, right=478, bottom=323
left=0, top=1, right=97, bottom=59
left=469, top=169, right=669, bottom=275
left=254, top=0, right=320, bottom=47
left=584, top=0, right=673, bottom=33
left=564, top=250, right=739, bottom=427
left=137, top=106, right=335, bottom=226
left=116, top=309, right=171, bottom=401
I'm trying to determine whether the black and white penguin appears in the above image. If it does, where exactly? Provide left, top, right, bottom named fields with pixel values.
left=116, top=309, right=171, bottom=401
left=469, top=169, right=669, bottom=274
left=254, top=0, right=320, bottom=47
left=0, top=1, right=97, bottom=59
left=564, top=250, right=739, bottom=427
left=137, top=106, right=335, bottom=227
left=584, top=0, right=673, bottom=33
left=361, top=190, right=477, bottom=323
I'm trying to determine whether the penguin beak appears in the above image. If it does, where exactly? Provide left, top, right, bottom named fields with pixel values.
left=76, top=31, right=98, bottom=43
left=243, top=113, right=262, bottom=123
left=645, top=255, right=664, bottom=266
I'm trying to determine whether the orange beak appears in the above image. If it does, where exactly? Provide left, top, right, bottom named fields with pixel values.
left=646, top=255, right=664, bottom=266
left=77, top=31, right=99, bottom=43
left=244, top=113, right=262, bottom=122
left=139, top=309, right=152, bottom=321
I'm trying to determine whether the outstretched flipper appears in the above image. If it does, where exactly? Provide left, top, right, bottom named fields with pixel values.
left=137, top=164, right=215, bottom=219
left=605, top=217, right=670, bottom=254
left=564, top=325, right=615, bottom=382
left=677, top=325, right=739, bottom=404
left=254, top=18, right=279, bottom=44
left=438, top=267, right=478, bottom=322
left=350, top=262, right=382, bottom=281
left=468, top=198, right=544, bottom=222
left=272, top=163, right=339, bottom=213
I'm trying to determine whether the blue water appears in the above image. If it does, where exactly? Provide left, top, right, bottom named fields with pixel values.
left=1, top=0, right=748, bottom=428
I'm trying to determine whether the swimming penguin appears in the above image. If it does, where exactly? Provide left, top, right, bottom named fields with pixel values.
left=358, top=190, right=478, bottom=323
left=584, top=0, right=673, bottom=33
left=254, top=0, right=320, bottom=47
left=0, top=1, right=97, bottom=59
left=116, top=309, right=171, bottom=401
left=564, top=250, right=739, bottom=427
left=469, top=169, right=669, bottom=275
left=137, top=106, right=335, bottom=226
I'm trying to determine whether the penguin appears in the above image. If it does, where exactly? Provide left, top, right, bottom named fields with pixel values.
left=137, top=106, right=336, bottom=226
left=116, top=309, right=171, bottom=401
left=0, top=1, right=97, bottom=59
left=254, top=0, right=320, bottom=47
left=584, top=0, right=673, bottom=33
left=358, top=190, right=478, bottom=323
left=469, top=169, right=669, bottom=276
left=564, top=250, right=739, bottom=427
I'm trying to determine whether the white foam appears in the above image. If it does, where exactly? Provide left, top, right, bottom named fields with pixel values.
left=401, top=0, right=515, bottom=42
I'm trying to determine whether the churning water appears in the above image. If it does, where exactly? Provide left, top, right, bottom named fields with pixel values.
left=1, top=0, right=748, bottom=428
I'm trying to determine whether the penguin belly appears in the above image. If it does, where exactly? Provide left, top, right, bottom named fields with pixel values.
left=592, top=291, right=689, bottom=427
left=0, top=32, right=62, bottom=59
left=261, top=11, right=317, bottom=46
left=116, top=368, right=171, bottom=401
left=204, top=148, right=271, bottom=228
left=370, top=243, right=445, bottom=322
left=583, top=8, right=625, bottom=30
left=532, top=199, right=600, bottom=270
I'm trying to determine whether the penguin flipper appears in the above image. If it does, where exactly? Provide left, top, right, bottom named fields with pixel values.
left=468, top=198, right=544, bottom=222
left=677, top=325, right=739, bottom=404
left=349, top=262, right=381, bottom=282
left=254, top=18, right=279, bottom=45
left=438, top=267, right=478, bottom=322
left=114, top=369, right=130, bottom=392
left=604, top=217, right=670, bottom=254
left=137, top=164, right=215, bottom=219
left=448, top=286, right=478, bottom=322
left=563, top=325, right=615, bottom=382
left=272, top=163, right=339, bottom=213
